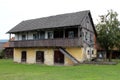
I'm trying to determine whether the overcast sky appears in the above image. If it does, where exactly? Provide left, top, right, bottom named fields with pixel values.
left=0, top=0, right=120, bottom=39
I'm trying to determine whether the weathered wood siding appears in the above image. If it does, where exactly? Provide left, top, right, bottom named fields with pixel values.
left=10, top=38, right=82, bottom=47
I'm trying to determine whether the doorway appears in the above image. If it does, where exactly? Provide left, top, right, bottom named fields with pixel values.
left=21, top=51, right=27, bottom=62
left=36, top=51, right=44, bottom=63
left=54, top=51, right=64, bottom=64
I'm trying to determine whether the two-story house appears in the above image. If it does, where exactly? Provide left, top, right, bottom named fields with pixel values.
left=8, top=10, right=97, bottom=65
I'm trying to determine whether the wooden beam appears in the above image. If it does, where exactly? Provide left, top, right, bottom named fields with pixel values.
left=63, top=29, right=65, bottom=38
left=9, top=33, right=11, bottom=41
left=78, top=27, right=80, bottom=38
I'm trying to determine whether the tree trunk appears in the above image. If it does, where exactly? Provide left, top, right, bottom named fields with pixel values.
left=109, top=51, right=112, bottom=62
left=104, top=50, right=108, bottom=61
left=104, top=52, right=107, bottom=61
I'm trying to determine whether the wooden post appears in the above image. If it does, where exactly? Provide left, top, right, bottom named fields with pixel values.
left=63, top=28, right=65, bottom=38
left=78, top=26, right=80, bottom=38
left=18, top=33, right=19, bottom=40
left=9, top=33, right=11, bottom=41
left=27, top=32, right=28, bottom=40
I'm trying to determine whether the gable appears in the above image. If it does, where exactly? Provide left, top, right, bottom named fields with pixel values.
left=81, top=12, right=97, bottom=36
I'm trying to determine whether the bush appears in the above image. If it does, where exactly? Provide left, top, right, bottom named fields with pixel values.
left=0, top=50, right=4, bottom=59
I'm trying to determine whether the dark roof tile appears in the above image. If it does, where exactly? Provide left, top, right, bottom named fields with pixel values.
left=8, top=10, right=90, bottom=33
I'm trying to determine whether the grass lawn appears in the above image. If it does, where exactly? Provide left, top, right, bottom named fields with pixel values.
left=0, top=59, right=120, bottom=80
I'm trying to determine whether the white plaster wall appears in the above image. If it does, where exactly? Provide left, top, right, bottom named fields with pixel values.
left=19, top=34, right=22, bottom=40
left=45, top=31, right=48, bottom=39
left=85, top=47, right=96, bottom=60
left=14, top=33, right=22, bottom=40
left=15, top=34, right=19, bottom=40
left=28, top=32, right=33, bottom=40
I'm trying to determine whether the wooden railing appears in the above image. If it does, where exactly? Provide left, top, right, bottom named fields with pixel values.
left=10, top=38, right=82, bottom=47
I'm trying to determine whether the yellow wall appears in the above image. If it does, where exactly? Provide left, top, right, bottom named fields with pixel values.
left=44, top=49, right=54, bottom=65
left=92, top=49, right=97, bottom=58
left=27, top=48, right=36, bottom=63
left=14, top=47, right=95, bottom=65
left=14, top=48, right=54, bottom=65
left=14, top=48, right=21, bottom=63
left=65, top=47, right=83, bottom=65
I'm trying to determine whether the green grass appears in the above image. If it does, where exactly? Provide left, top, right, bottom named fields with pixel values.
left=0, top=59, right=120, bottom=80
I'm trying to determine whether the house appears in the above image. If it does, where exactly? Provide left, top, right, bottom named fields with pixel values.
left=96, top=43, right=120, bottom=59
left=0, top=39, right=13, bottom=59
left=0, top=42, right=5, bottom=51
left=0, top=42, right=4, bottom=58
left=3, top=37, right=14, bottom=59
left=7, top=10, right=97, bottom=65
left=0, top=40, right=8, bottom=58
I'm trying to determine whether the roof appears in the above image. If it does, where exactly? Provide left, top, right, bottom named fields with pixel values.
left=3, top=42, right=10, bottom=48
left=8, top=10, right=90, bottom=33
left=3, top=37, right=15, bottom=48
left=0, top=42, right=5, bottom=50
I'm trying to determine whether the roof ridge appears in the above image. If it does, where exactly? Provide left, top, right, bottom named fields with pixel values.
left=24, top=10, right=90, bottom=22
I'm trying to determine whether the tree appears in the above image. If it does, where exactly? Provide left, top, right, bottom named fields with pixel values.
left=96, top=10, right=120, bottom=61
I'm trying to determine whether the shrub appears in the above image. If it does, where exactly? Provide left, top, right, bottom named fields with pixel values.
left=0, top=50, right=4, bottom=59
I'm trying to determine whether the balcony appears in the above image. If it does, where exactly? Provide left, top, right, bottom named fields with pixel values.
left=10, top=38, right=82, bottom=48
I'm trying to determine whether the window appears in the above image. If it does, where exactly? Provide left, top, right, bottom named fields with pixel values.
left=68, top=31, right=74, bottom=38
left=90, top=34, right=92, bottom=42
left=54, top=30, right=63, bottom=38
left=88, top=50, right=90, bottom=55
left=48, top=31, right=53, bottom=39
left=92, top=50, right=94, bottom=55
left=85, top=32, right=88, bottom=41
left=40, top=31, right=45, bottom=39
left=33, top=33, right=39, bottom=40
left=22, top=34, right=26, bottom=40
left=87, top=33, right=90, bottom=42
left=65, top=28, right=78, bottom=38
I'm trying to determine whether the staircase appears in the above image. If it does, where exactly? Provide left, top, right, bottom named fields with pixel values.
left=59, top=47, right=79, bottom=64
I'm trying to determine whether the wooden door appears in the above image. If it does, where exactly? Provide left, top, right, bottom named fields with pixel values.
left=54, top=51, right=64, bottom=64
left=21, top=51, right=27, bottom=62
left=36, top=51, right=44, bottom=63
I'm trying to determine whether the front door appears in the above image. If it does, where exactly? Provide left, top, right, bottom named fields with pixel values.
left=21, top=51, right=27, bottom=62
left=36, top=51, right=44, bottom=63
left=54, top=51, right=64, bottom=64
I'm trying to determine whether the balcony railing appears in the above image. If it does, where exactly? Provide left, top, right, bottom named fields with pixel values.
left=10, top=38, right=82, bottom=47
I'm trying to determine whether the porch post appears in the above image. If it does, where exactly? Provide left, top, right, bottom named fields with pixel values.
left=9, top=33, right=11, bottom=41
left=63, top=28, right=65, bottom=38
left=18, top=33, right=19, bottom=40
left=27, top=32, right=28, bottom=40
left=78, top=26, right=80, bottom=38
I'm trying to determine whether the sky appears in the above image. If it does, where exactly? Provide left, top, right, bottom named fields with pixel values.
left=0, top=0, right=120, bottom=39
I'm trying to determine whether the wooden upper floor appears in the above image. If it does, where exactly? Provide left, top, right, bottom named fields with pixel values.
left=8, top=10, right=96, bottom=48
